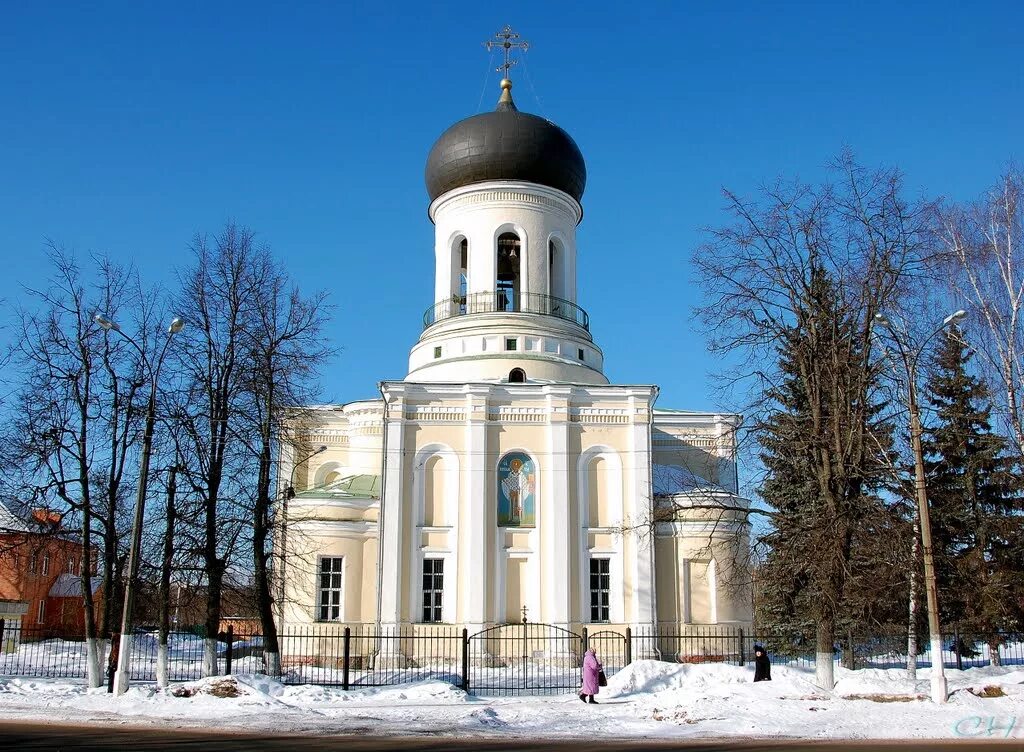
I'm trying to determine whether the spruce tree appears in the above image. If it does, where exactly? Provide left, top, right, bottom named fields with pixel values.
left=921, top=327, right=1024, bottom=650
left=756, top=266, right=907, bottom=646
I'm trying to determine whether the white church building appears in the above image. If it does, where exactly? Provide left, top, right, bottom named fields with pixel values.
left=277, top=70, right=751, bottom=639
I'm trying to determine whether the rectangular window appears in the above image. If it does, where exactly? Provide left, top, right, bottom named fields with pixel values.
left=29, top=553, right=38, bottom=575
left=505, top=337, right=517, bottom=351
left=37, top=600, right=45, bottom=625
left=42, top=553, right=50, bottom=576
left=577, top=347, right=585, bottom=361
left=433, top=346, right=442, bottom=359
left=421, top=558, right=444, bottom=623
left=317, top=557, right=344, bottom=622
left=67, top=557, right=76, bottom=575
left=589, top=558, right=610, bottom=623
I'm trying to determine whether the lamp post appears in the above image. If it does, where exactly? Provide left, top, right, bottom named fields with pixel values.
left=95, top=313, right=185, bottom=696
left=873, top=309, right=966, bottom=704
left=275, top=444, right=328, bottom=629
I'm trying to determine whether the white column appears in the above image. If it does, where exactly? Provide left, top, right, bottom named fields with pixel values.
left=520, top=231, right=531, bottom=301
left=567, top=240, right=578, bottom=304
left=543, top=387, right=572, bottom=626
left=434, top=242, right=450, bottom=307
left=469, top=231, right=496, bottom=296
left=463, top=386, right=489, bottom=629
left=628, top=393, right=656, bottom=626
left=715, top=415, right=739, bottom=494
left=378, top=388, right=407, bottom=625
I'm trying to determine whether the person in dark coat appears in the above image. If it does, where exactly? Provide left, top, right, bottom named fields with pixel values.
left=753, top=644, right=772, bottom=682
left=579, top=648, right=603, bottom=703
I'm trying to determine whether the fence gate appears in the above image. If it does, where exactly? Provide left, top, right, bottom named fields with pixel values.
left=467, top=622, right=585, bottom=696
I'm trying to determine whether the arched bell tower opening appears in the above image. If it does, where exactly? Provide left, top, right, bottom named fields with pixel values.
left=496, top=232, right=521, bottom=312
left=548, top=238, right=566, bottom=301
left=447, top=236, right=468, bottom=314
left=457, top=238, right=468, bottom=312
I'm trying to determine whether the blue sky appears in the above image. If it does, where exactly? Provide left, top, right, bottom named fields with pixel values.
left=2, top=2, right=1021, bottom=411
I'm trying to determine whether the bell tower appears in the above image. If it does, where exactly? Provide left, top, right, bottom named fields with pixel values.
left=407, top=31, right=606, bottom=385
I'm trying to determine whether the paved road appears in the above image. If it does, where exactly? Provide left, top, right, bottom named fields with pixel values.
left=0, top=723, right=1020, bottom=752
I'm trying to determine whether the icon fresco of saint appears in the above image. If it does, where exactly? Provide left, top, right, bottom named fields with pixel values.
left=498, top=452, right=535, bottom=527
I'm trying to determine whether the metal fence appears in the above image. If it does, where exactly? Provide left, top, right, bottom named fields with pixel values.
left=280, top=624, right=463, bottom=688
left=422, top=291, right=590, bottom=331
left=2, top=618, right=1021, bottom=695
left=466, top=622, right=585, bottom=696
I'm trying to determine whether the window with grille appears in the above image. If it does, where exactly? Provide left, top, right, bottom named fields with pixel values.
left=421, top=558, right=444, bottom=623
left=317, top=557, right=344, bottom=621
left=589, top=558, right=610, bottom=623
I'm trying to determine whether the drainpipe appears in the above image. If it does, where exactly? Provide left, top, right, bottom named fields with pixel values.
left=374, top=382, right=389, bottom=646
left=647, top=386, right=660, bottom=636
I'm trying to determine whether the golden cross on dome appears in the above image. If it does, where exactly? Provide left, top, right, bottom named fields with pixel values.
left=484, top=25, right=529, bottom=80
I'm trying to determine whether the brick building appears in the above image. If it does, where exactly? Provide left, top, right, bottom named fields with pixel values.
left=0, top=502, right=100, bottom=634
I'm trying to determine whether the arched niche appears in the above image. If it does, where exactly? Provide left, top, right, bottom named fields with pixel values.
left=313, top=461, right=346, bottom=488
left=411, top=443, right=461, bottom=624
left=577, top=447, right=623, bottom=528
left=587, top=457, right=610, bottom=528
left=576, top=446, right=625, bottom=624
left=414, top=445, right=459, bottom=528
left=423, top=455, right=446, bottom=527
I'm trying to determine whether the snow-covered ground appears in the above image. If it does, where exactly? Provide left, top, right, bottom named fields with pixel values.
left=0, top=661, right=1021, bottom=740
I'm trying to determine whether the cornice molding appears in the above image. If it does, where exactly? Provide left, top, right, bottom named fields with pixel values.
left=429, top=181, right=582, bottom=225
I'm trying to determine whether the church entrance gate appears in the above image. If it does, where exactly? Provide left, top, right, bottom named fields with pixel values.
left=465, top=623, right=587, bottom=696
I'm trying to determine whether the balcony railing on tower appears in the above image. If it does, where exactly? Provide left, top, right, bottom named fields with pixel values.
left=423, top=291, right=590, bottom=331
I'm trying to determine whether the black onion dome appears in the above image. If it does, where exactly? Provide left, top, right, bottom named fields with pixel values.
left=425, top=81, right=586, bottom=203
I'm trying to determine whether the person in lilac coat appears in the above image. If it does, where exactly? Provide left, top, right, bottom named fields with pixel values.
left=579, top=648, right=603, bottom=704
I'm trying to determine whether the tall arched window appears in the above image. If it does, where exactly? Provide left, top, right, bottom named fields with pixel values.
left=496, top=232, right=521, bottom=312
left=548, top=238, right=564, bottom=300
left=449, top=237, right=468, bottom=314
left=458, top=238, right=468, bottom=312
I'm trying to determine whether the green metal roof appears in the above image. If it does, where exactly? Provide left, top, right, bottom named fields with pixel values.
left=296, top=474, right=381, bottom=500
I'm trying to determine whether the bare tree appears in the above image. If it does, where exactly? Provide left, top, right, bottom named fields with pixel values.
left=241, top=251, right=332, bottom=676
left=4, top=247, right=148, bottom=687
left=940, top=168, right=1024, bottom=455
left=171, top=224, right=256, bottom=676
left=693, top=153, right=933, bottom=690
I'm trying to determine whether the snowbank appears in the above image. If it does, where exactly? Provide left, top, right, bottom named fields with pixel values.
left=0, top=661, right=1020, bottom=740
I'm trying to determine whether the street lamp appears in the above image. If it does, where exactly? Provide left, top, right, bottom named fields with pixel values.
left=873, top=308, right=965, bottom=704
left=95, top=313, right=185, bottom=695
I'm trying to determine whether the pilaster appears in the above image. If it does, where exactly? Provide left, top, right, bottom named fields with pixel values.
left=628, top=392, right=657, bottom=625
left=543, top=385, right=573, bottom=626
left=378, top=385, right=407, bottom=624
left=463, top=385, right=490, bottom=628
